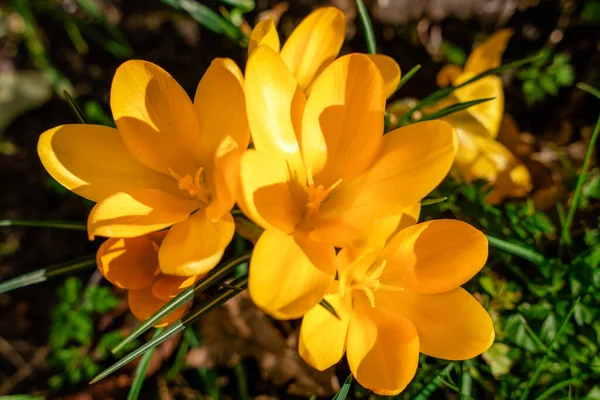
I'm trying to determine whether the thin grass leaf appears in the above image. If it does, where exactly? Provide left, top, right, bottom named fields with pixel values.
left=560, top=106, right=600, bottom=245
left=63, top=91, right=87, bottom=124
left=0, top=255, right=96, bottom=294
left=576, top=82, right=600, bottom=100
left=486, top=235, right=545, bottom=265
left=319, top=298, right=340, bottom=320
left=398, top=54, right=541, bottom=125
left=461, top=360, right=473, bottom=398
left=0, top=219, right=86, bottom=230
left=332, top=374, right=352, bottom=400
left=127, top=328, right=163, bottom=400
left=416, top=97, right=494, bottom=124
left=162, top=0, right=244, bottom=44
left=233, top=362, right=250, bottom=400
left=355, top=0, right=376, bottom=54
left=165, top=328, right=190, bottom=381
left=413, top=362, right=455, bottom=400
left=519, top=298, right=580, bottom=400
left=111, top=253, right=250, bottom=353
left=535, top=377, right=586, bottom=400
left=422, top=197, right=448, bottom=206
left=396, top=64, right=421, bottom=92
left=92, top=276, right=248, bottom=384
left=184, top=328, right=222, bottom=398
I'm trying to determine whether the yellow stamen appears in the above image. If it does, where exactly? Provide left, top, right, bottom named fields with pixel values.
left=169, top=167, right=212, bottom=205
left=304, top=178, right=342, bottom=219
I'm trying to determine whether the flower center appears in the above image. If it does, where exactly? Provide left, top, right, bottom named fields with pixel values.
left=169, top=167, right=212, bottom=206
left=303, top=177, right=342, bottom=219
left=339, top=257, right=403, bottom=308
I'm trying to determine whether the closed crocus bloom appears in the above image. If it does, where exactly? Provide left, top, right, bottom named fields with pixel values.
left=299, top=220, right=494, bottom=395
left=239, top=46, right=457, bottom=320
left=96, top=231, right=202, bottom=327
left=248, top=7, right=401, bottom=98
left=435, top=29, right=532, bottom=202
left=38, top=58, right=249, bottom=277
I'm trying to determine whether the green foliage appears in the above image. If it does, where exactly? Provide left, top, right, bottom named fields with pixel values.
left=519, top=49, right=575, bottom=105
left=440, top=41, right=468, bottom=66
left=47, top=277, right=125, bottom=391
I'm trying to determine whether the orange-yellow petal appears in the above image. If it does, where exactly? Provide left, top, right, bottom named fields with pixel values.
left=158, top=210, right=234, bottom=276
left=205, top=136, right=243, bottom=222
left=151, top=273, right=200, bottom=300
left=364, top=202, right=421, bottom=247
left=128, top=286, right=189, bottom=327
left=248, top=230, right=336, bottom=320
left=364, top=54, right=401, bottom=98
left=87, top=189, right=197, bottom=239
left=302, top=54, right=384, bottom=187
left=96, top=236, right=159, bottom=290
left=311, top=120, right=456, bottom=246
left=238, top=149, right=302, bottom=233
left=375, top=288, right=495, bottom=360
left=436, top=64, right=463, bottom=87
left=454, top=131, right=532, bottom=202
left=346, top=293, right=420, bottom=396
left=453, top=75, right=504, bottom=138
left=299, top=289, right=351, bottom=370
left=248, top=18, right=280, bottom=54
left=280, top=7, right=345, bottom=90
left=463, top=29, right=513, bottom=75
left=245, top=45, right=307, bottom=182
left=193, top=58, right=249, bottom=166
left=111, top=60, right=202, bottom=176
left=380, top=220, right=488, bottom=294
left=37, top=124, right=179, bottom=202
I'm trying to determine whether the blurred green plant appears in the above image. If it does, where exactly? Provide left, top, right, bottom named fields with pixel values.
left=519, top=49, right=575, bottom=105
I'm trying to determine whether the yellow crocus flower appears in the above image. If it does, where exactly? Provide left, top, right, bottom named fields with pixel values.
left=239, top=46, right=457, bottom=320
left=436, top=29, right=532, bottom=202
left=248, top=6, right=401, bottom=98
left=299, top=220, right=494, bottom=395
left=38, top=58, right=249, bottom=277
left=96, top=231, right=200, bottom=327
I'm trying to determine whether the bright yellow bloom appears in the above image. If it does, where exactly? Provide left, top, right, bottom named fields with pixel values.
left=299, top=220, right=494, bottom=395
left=239, top=45, right=457, bottom=320
left=96, top=231, right=201, bottom=327
left=38, top=58, right=249, bottom=277
left=436, top=29, right=532, bottom=203
left=248, top=7, right=401, bottom=98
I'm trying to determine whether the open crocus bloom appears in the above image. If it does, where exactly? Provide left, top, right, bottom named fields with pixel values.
left=96, top=231, right=202, bottom=327
left=299, top=220, right=494, bottom=395
left=248, top=6, right=401, bottom=98
left=435, top=29, right=532, bottom=203
left=239, top=46, right=457, bottom=319
left=38, top=58, right=249, bottom=277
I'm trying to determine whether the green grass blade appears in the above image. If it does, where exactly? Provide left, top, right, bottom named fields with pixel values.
left=486, top=235, right=545, bottom=265
left=535, top=377, right=586, bottom=400
left=421, top=197, right=448, bottom=206
left=398, top=54, right=541, bottom=125
left=413, top=362, right=455, bottom=400
left=461, top=360, right=473, bottom=398
left=233, top=362, right=250, bottom=400
left=355, top=0, right=376, bottom=54
left=63, top=91, right=87, bottom=124
left=184, top=328, right=222, bottom=399
left=396, top=64, right=421, bottom=92
left=319, top=298, right=340, bottom=319
left=576, top=83, right=600, bottom=100
left=127, top=328, right=163, bottom=400
left=94, top=276, right=248, bottom=384
left=416, top=97, right=495, bottom=124
left=90, top=321, right=186, bottom=384
left=560, top=105, right=600, bottom=245
left=519, top=298, right=580, bottom=400
left=0, top=219, right=86, bottom=230
left=332, top=374, right=352, bottom=400
left=0, top=256, right=96, bottom=294
left=165, top=328, right=191, bottom=381
left=162, top=0, right=244, bottom=44
left=111, top=253, right=250, bottom=354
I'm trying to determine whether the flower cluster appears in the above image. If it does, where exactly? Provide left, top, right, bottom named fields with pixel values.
left=37, top=7, right=495, bottom=395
